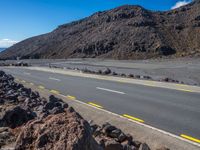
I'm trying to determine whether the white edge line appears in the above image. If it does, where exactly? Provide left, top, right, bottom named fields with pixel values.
left=96, top=87, right=125, bottom=94
left=58, top=93, right=200, bottom=147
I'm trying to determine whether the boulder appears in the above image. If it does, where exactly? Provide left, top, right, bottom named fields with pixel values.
left=105, top=140, right=123, bottom=150
left=30, top=91, right=40, bottom=99
left=120, top=73, right=126, bottom=77
left=15, top=110, right=102, bottom=150
left=112, top=72, right=118, bottom=76
left=98, top=70, right=103, bottom=74
left=139, top=143, right=151, bottom=150
left=123, top=144, right=136, bottom=150
left=156, top=147, right=170, bottom=150
left=0, top=106, right=35, bottom=128
left=0, top=127, right=15, bottom=147
left=128, top=74, right=134, bottom=78
left=103, top=68, right=112, bottom=75
left=117, top=132, right=127, bottom=143
left=109, top=129, right=121, bottom=138
left=102, top=122, right=117, bottom=135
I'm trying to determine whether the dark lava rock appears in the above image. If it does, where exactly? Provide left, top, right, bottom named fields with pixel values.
left=109, top=129, right=122, bottom=138
left=105, top=140, right=123, bottom=150
left=0, top=106, right=35, bottom=128
left=139, top=143, right=151, bottom=150
left=112, top=72, right=118, bottom=76
left=0, top=127, right=15, bottom=148
left=156, top=147, right=170, bottom=150
left=103, top=68, right=112, bottom=75
left=98, top=70, right=103, bottom=74
left=123, top=144, right=136, bottom=150
left=128, top=74, right=134, bottom=78
left=103, top=123, right=117, bottom=135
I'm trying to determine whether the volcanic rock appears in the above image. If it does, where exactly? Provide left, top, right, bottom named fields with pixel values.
left=0, top=106, right=35, bottom=129
left=15, top=110, right=102, bottom=150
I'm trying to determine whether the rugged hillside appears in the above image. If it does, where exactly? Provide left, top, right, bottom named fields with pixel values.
left=0, top=0, right=200, bottom=60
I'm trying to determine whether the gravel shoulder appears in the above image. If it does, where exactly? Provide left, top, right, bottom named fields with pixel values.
left=49, top=58, right=200, bottom=85
left=2, top=57, right=200, bottom=85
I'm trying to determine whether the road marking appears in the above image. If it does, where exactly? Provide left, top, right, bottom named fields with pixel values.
left=21, top=80, right=26, bottom=83
left=123, top=114, right=144, bottom=123
left=15, top=78, right=19, bottom=81
left=66, top=95, right=76, bottom=100
left=176, top=84, right=188, bottom=87
left=23, top=72, right=31, bottom=75
left=50, top=90, right=60, bottom=94
left=88, top=102, right=103, bottom=109
left=30, top=83, right=34, bottom=85
left=117, top=80, right=126, bottom=83
left=142, top=83, right=155, bottom=87
left=181, top=134, right=200, bottom=143
left=49, top=77, right=61, bottom=81
left=179, top=89, right=193, bottom=92
left=96, top=87, right=125, bottom=94
left=38, top=85, right=45, bottom=89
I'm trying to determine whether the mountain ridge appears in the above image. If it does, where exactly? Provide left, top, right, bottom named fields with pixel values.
left=0, top=48, right=6, bottom=52
left=0, top=1, right=200, bottom=60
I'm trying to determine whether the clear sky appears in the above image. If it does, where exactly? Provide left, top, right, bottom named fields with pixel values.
left=0, top=0, right=192, bottom=47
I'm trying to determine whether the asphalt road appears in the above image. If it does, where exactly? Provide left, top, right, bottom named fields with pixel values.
left=1, top=67, right=200, bottom=142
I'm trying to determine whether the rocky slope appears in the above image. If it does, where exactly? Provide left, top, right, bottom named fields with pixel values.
left=0, top=0, right=199, bottom=60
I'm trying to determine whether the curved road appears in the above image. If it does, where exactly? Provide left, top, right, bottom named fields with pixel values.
left=1, top=67, right=200, bottom=143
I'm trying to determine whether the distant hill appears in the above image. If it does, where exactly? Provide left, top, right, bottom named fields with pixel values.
left=0, top=48, right=6, bottom=52
left=0, top=0, right=200, bottom=60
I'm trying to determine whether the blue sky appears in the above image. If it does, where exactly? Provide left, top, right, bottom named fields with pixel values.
left=0, top=0, right=192, bottom=47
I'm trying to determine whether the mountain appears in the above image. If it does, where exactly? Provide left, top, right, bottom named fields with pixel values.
left=0, top=48, right=6, bottom=52
left=0, top=0, right=200, bottom=60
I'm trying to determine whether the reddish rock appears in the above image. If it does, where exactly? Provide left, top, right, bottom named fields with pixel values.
left=15, top=110, right=102, bottom=150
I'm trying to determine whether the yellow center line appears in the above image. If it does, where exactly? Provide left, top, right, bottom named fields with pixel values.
left=38, top=85, right=45, bottom=89
left=123, top=114, right=144, bottom=123
left=142, top=83, right=155, bottom=87
left=50, top=90, right=60, bottom=94
left=179, top=89, right=193, bottom=92
left=66, top=95, right=76, bottom=100
left=88, top=102, right=103, bottom=109
left=21, top=80, right=26, bottom=83
left=118, top=80, right=126, bottom=83
left=176, top=84, right=188, bottom=87
left=180, top=134, right=200, bottom=143
left=30, top=83, right=34, bottom=85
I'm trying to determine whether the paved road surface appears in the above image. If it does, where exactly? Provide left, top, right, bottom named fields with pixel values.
left=1, top=67, right=200, bottom=142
